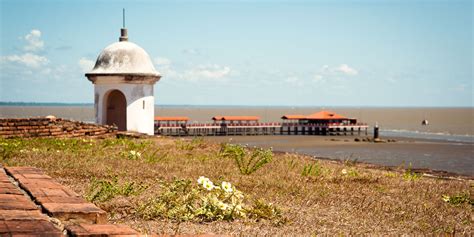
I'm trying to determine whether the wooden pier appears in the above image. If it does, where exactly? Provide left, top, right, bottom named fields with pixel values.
left=154, top=111, right=369, bottom=137
left=156, top=123, right=368, bottom=137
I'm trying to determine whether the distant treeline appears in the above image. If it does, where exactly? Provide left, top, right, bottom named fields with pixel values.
left=0, top=102, right=93, bottom=107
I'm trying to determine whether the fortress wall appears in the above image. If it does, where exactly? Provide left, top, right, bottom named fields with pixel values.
left=0, top=117, right=117, bottom=139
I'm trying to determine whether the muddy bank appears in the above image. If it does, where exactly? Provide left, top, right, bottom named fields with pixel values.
left=204, top=135, right=474, bottom=177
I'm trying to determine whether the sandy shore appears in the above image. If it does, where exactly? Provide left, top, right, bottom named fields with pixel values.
left=203, top=135, right=474, bottom=177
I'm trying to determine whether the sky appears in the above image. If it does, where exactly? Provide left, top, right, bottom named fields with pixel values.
left=0, top=0, right=472, bottom=107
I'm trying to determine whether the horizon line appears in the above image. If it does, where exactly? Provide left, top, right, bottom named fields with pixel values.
left=0, top=101, right=472, bottom=108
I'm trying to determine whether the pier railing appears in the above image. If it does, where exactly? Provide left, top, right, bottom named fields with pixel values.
left=155, top=122, right=368, bottom=136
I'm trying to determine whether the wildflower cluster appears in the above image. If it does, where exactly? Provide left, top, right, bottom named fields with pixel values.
left=341, top=168, right=359, bottom=177
left=195, top=176, right=245, bottom=220
left=442, top=193, right=473, bottom=206
left=122, top=150, right=142, bottom=160
left=138, top=177, right=282, bottom=223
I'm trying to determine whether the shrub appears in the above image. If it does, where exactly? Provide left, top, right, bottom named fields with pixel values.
left=341, top=168, right=359, bottom=177
left=137, top=177, right=282, bottom=223
left=246, top=198, right=283, bottom=221
left=121, top=150, right=142, bottom=160
left=176, top=137, right=205, bottom=151
left=442, top=192, right=473, bottom=206
left=86, top=177, right=147, bottom=203
left=220, top=144, right=273, bottom=175
left=301, top=162, right=321, bottom=177
left=403, top=163, right=422, bottom=181
left=0, top=139, right=24, bottom=161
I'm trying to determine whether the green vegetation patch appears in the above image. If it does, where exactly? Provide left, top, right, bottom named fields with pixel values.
left=137, top=177, right=284, bottom=223
left=220, top=143, right=273, bottom=175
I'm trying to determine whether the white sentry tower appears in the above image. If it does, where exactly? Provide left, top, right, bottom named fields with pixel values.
left=86, top=10, right=160, bottom=135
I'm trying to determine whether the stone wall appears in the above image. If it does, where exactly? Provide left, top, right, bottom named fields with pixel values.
left=0, top=117, right=117, bottom=139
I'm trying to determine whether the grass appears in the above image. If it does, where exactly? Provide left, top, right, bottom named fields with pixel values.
left=0, top=137, right=472, bottom=235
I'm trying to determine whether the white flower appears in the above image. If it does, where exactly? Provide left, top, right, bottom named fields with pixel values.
left=217, top=201, right=228, bottom=210
left=197, top=176, right=210, bottom=185
left=203, top=180, right=215, bottom=191
left=221, top=181, right=233, bottom=193
left=129, top=150, right=141, bottom=158
left=341, top=169, right=348, bottom=175
left=442, top=195, right=450, bottom=202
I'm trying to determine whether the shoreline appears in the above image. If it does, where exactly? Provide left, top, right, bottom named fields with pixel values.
left=202, top=134, right=474, bottom=178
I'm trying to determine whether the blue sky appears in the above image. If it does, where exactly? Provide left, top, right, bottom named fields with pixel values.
left=0, top=0, right=472, bottom=106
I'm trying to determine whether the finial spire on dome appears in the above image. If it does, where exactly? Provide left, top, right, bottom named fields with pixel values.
left=119, top=8, right=128, bottom=42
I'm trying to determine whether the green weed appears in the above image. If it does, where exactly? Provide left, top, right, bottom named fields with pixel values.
left=86, top=177, right=147, bottom=203
left=220, top=143, right=273, bottom=175
left=176, top=137, right=205, bottom=151
left=403, top=163, right=422, bottom=181
left=246, top=198, right=284, bottom=224
left=301, top=162, right=322, bottom=177
left=442, top=192, right=473, bottom=206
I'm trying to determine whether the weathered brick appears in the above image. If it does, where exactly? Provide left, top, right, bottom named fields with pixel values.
left=34, top=196, right=87, bottom=205
left=49, top=128, right=62, bottom=132
left=51, top=131, right=65, bottom=136
left=16, top=126, right=33, bottom=130
left=0, top=197, right=37, bottom=210
left=0, top=209, right=46, bottom=221
left=6, top=167, right=43, bottom=175
left=0, top=131, right=14, bottom=135
left=3, top=220, right=63, bottom=236
left=67, top=224, right=138, bottom=236
left=0, top=194, right=31, bottom=203
left=0, top=188, right=23, bottom=195
left=0, top=182, right=17, bottom=189
left=42, top=203, right=107, bottom=224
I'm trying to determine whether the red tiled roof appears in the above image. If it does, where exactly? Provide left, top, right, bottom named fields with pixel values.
left=154, top=116, right=189, bottom=121
left=281, top=115, right=307, bottom=120
left=212, top=116, right=260, bottom=121
left=305, top=111, right=347, bottom=120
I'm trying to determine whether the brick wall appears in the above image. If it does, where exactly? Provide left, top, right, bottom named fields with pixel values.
left=0, top=117, right=117, bottom=139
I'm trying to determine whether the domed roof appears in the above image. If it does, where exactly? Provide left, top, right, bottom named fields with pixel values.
left=87, top=41, right=160, bottom=77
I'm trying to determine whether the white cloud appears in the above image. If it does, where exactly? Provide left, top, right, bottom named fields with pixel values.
left=1, top=29, right=49, bottom=69
left=451, top=84, right=467, bottom=92
left=24, top=29, right=44, bottom=52
left=285, top=76, right=305, bottom=87
left=2, top=53, right=49, bottom=68
left=285, top=76, right=299, bottom=83
left=182, top=49, right=200, bottom=55
left=335, top=64, right=358, bottom=75
left=311, top=64, right=359, bottom=83
left=152, top=58, right=234, bottom=82
left=153, top=57, right=176, bottom=78
left=313, top=74, right=325, bottom=83
left=183, top=64, right=232, bottom=81
left=154, top=57, right=171, bottom=66
left=78, top=58, right=95, bottom=73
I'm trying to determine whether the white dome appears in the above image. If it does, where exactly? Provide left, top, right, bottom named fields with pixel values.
left=88, top=41, right=159, bottom=76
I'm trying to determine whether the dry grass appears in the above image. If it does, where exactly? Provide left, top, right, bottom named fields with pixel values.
left=1, top=137, right=472, bottom=235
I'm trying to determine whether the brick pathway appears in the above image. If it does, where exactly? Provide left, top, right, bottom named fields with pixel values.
left=0, top=167, right=138, bottom=236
